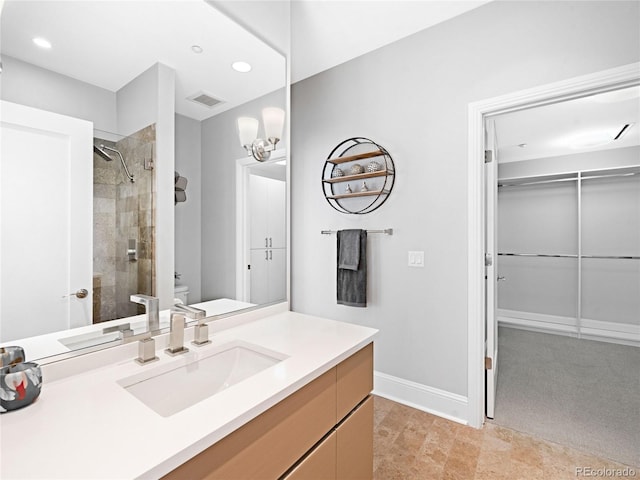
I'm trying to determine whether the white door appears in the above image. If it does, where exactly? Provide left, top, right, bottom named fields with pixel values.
left=485, top=118, right=499, bottom=419
left=268, top=248, right=286, bottom=303
left=249, top=175, right=269, bottom=249
left=1, top=101, right=93, bottom=342
left=249, top=174, right=286, bottom=249
left=249, top=249, right=269, bottom=305
left=268, top=178, right=286, bottom=249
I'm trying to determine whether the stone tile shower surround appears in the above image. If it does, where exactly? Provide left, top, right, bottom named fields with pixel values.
left=92, top=124, right=156, bottom=322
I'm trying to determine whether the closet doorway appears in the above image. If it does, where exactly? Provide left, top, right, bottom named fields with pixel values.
left=486, top=85, right=640, bottom=466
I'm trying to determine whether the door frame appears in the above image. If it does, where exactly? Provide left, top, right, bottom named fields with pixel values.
left=235, top=149, right=287, bottom=302
left=466, top=62, right=640, bottom=429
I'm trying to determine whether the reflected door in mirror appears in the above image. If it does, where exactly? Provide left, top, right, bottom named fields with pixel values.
left=1, top=102, right=93, bottom=342
left=249, top=174, right=286, bottom=304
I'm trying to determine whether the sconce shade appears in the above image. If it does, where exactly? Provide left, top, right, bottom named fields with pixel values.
left=262, top=107, right=285, bottom=142
left=237, top=117, right=259, bottom=147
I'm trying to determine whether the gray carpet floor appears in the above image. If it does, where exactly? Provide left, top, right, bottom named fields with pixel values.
left=491, top=326, right=640, bottom=467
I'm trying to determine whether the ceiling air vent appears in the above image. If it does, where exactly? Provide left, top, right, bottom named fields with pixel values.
left=187, top=91, right=223, bottom=108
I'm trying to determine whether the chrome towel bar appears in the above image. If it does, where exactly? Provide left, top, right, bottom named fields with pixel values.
left=498, top=252, right=639, bottom=260
left=321, top=228, right=393, bottom=235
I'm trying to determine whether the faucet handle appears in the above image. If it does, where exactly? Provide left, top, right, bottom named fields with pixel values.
left=192, top=323, right=211, bottom=347
left=135, top=336, right=159, bottom=365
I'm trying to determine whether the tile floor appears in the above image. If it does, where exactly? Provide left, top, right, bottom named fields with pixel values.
left=373, top=395, right=637, bottom=480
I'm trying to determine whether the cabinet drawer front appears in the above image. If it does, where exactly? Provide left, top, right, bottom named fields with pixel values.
left=283, top=432, right=337, bottom=480
left=337, top=396, right=373, bottom=480
left=336, top=343, right=373, bottom=421
left=164, top=369, right=337, bottom=480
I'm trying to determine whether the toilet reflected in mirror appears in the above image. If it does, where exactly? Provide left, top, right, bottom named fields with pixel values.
left=174, top=285, right=189, bottom=305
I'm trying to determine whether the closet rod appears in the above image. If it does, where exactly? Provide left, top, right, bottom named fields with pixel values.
left=498, top=253, right=639, bottom=260
left=498, top=253, right=577, bottom=258
left=321, top=228, right=393, bottom=235
left=498, top=171, right=639, bottom=188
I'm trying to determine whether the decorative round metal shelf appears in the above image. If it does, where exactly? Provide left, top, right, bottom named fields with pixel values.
left=321, top=137, right=395, bottom=214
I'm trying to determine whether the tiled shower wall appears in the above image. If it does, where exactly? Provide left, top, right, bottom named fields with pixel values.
left=93, top=124, right=156, bottom=322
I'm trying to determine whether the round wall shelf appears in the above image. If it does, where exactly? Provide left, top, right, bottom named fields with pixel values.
left=321, top=137, right=395, bottom=214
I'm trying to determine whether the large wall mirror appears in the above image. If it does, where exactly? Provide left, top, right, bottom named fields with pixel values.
left=0, top=0, right=288, bottom=361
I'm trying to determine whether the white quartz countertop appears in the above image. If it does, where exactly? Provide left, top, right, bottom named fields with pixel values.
left=0, top=309, right=377, bottom=479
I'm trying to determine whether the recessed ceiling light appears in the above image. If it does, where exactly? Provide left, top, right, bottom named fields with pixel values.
left=191, top=45, right=203, bottom=54
left=563, top=130, right=616, bottom=149
left=32, top=37, right=52, bottom=49
left=232, top=61, right=252, bottom=73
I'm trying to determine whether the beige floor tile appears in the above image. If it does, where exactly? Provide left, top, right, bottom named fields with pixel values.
left=372, top=395, right=633, bottom=480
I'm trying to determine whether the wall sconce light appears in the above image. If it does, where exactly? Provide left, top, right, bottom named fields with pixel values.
left=237, top=107, right=285, bottom=162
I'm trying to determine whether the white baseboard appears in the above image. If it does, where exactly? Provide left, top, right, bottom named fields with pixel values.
left=373, top=371, right=469, bottom=426
left=498, top=309, right=640, bottom=347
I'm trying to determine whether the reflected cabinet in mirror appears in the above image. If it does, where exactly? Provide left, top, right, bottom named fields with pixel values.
left=0, top=0, right=288, bottom=361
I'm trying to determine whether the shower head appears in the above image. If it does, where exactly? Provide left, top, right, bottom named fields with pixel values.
left=98, top=144, right=135, bottom=183
left=93, top=145, right=113, bottom=162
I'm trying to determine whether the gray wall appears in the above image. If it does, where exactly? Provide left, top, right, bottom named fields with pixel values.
left=0, top=55, right=117, bottom=132
left=175, top=114, right=203, bottom=303
left=290, top=0, right=640, bottom=404
left=200, top=88, right=286, bottom=301
left=116, top=64, right=159, bottom=137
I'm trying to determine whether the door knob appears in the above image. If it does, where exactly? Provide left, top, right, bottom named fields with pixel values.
left=63, top=288, right=88, bottom=299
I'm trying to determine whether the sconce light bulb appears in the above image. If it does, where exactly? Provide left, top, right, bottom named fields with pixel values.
left=262, top=107, right=285, bottom=145
left=237, top=117, right=259, bottom=148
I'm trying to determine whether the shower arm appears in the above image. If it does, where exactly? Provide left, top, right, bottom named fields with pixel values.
left=101, top=145, right=135, bottom=183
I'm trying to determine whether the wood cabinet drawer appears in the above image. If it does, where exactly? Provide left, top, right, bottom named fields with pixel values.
left=337, top=396, right=373, bottom=480
left=282, top=432, right=337, bottom=480
left=163, top=368, right=336, bottom=480
left=164, top=343, right=373, bottom=480
left=336, top=343, right=373, bottom=422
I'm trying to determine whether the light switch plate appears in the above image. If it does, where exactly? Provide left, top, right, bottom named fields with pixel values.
left=408, top=251, right=425, bottom=267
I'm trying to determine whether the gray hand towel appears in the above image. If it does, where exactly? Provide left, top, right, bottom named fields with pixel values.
left=338, top=229, right=361, bottom=270
left=337, top=229, right=367, bottom=307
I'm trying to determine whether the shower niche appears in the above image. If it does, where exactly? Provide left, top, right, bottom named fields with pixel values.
left=92, top=124, right=156, bottom=323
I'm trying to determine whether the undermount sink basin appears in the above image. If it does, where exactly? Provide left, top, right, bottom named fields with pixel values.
left=117, top=341, right=287, bottom=417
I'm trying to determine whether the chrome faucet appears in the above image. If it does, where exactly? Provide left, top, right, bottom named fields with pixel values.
left=165, top=311, right=189, bottom=356
left=164, top=304, right=208, bottom=355
left=172, top=303, right=206, bottom=321
left=103, top=321, right=158, bottom=364
left=130, top=294, right=160, bottom=333
left=172, top=304, right=210, bottom=347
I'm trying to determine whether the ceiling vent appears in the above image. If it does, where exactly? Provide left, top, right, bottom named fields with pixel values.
left=187, top=91, right=223, bottom=108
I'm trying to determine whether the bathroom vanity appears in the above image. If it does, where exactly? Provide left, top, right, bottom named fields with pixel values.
left=0, top=305, right=377, bottom=479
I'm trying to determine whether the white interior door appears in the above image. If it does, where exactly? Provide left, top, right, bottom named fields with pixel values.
left=249, top=249, right=269, bottom=305
left=485, top=118, right=499, bottom=419
left=1, top=101, right=93, bottom=342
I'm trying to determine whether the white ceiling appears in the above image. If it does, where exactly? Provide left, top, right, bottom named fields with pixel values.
left=0, top=0, right=490, bottom=123
left=494, top=86, right=640, bottom=163
left=290, top=0, right=490, bottom=82
left=4, top=0, right=637, bottom=161
left=0, top=0, right=285, bottom=121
